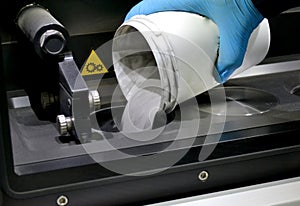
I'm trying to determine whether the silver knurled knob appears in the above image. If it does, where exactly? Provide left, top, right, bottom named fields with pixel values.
left=56, top=115, right=73, bottom=135
left=41, top=92, right=58, bottom=109
left=89, top=90, right=101, bottom=111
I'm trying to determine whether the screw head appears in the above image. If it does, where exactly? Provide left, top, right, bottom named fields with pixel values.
left=198, top=171, right=209, bottom=182
left=57, top=195, right=68, bottom=206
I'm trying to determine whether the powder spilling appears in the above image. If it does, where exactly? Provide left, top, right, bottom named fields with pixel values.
left=113, top=27, right=168, bottom=133
left=118, top=53, right=166, bottom=133
left=121, top=86, right=164, bottom=133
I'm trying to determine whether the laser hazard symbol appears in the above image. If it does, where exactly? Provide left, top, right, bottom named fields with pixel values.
left=81, top=50, right=108, bottom=76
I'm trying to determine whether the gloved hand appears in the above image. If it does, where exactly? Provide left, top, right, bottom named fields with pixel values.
left=125, top=0, right=264, bottom=82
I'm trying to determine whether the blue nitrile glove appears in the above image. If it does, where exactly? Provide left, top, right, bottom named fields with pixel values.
left=125, top=0, right=264, bottom=82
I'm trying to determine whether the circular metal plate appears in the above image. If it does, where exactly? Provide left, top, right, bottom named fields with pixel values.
left=198, top=86, right=279, bottom=116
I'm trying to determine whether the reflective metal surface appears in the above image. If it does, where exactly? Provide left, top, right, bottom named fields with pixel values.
left=198, top=87, right=279, bottom=116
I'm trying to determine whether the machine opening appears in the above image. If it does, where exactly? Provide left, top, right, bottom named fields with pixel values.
left=198, top=86, right=279, bottom=116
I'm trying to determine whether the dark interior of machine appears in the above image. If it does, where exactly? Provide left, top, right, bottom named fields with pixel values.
left=1, top=1, right=300, bottom=205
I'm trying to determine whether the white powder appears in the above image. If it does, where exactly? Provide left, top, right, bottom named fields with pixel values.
left=118, top=54, right=166, bottom=133
left=114, top=27, right=167, bottom=133
left=121, top=86, right=162, bottom=133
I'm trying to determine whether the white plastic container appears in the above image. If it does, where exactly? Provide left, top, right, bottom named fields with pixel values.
left=112, top=11, right=270, bottom=113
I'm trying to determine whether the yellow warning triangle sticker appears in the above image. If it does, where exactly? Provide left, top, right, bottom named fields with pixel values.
left=81, top=50, right=108, bottom=76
